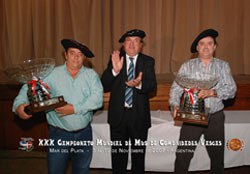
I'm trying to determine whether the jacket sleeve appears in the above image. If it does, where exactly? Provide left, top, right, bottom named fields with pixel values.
left=101, top=58, right=117, bottom=92
left=137, top=58, right=157, bottom=94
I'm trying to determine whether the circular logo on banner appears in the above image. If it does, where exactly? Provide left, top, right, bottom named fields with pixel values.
left=226, top=138, right=244, bottom=151
left=19, top=137, right=34, bottom=152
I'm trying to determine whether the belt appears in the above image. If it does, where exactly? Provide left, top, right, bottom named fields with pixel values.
left=49, top=123, right=90, bottom=133
left=124, top=107, right=133, bottom=111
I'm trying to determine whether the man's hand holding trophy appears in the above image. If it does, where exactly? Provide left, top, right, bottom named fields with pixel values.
left=5, top=58, right=67, bottom=116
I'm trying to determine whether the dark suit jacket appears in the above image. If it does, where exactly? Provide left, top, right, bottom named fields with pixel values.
left=101, top=51, right=157, bottom=131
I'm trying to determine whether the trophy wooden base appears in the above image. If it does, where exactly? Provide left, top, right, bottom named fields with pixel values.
left=174, top=111, right=209, bottom=126
left=24, top=96, right=67, bottom=115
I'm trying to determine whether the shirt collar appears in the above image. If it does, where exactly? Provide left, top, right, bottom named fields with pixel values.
left=126, top=54, right=138, bottom=63
left=198, top=57, right=215, bottom=64
left=63, top=62, right=85, bottom=75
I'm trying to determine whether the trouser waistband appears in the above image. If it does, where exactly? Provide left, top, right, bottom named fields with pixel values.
left=49, top=123, right=90, bottom=133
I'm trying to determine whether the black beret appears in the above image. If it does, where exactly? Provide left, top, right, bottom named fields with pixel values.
left=118, top=29, right=146, bottom=43
left=61, top=39, right=94, bottom=58
left=190, top=29, right=219, bottom=53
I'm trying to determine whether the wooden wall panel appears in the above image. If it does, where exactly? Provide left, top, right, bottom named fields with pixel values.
left=104, top=83, right=250, bottom=111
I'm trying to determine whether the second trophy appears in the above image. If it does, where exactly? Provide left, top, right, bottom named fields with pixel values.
left=174, top=73, right=218, bottom=126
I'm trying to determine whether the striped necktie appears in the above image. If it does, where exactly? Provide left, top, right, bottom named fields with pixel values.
left=125, top=57, right=134, bottom=106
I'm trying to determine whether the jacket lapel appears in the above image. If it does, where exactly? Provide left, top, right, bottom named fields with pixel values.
left=135, top=53, right=144, bottom=77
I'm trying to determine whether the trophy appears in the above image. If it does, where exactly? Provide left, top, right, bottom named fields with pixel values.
left=5, top=58, right=67, bottom=114
left=174, top=72, right=219, bottom=126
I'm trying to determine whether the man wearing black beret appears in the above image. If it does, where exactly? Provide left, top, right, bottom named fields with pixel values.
left=13, top=39, right=103, bottom=174
left=169, top=29, right=236, bottom=173
left=101, top=29, right=157, bottom=174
